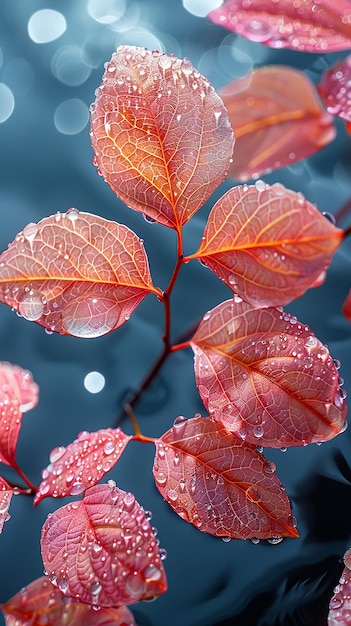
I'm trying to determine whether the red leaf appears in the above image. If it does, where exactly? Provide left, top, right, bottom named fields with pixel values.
left=218, top=66, right=336, bottom=181
left=0, top=477, right=14, bottom=534
left=90, top=45, right=234, bottom=231
left=0, top=210, right=159, bottom=337
left=153, top=415, right=298, bottom=540
left=328, top=549, right=351, bottom=624
left=191, top=182, right=343, bottom=307
left=318, top=54, right=351, bottom=123
left=190, top=298, right=347, bottom=448
left=1, top=576, right=136, bottom=626
left=41, top=482, right=167, bottom=607
left=0, top=363, right=39, bottom=466
left=34, top=428, right=132, bottom=506
left=208, top=0, right=351, bottom=53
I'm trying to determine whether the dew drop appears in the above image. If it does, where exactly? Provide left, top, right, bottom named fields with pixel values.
left=62, top=295, right=120, bottom=338
left=103, top=441, right=116, bottom=455
left=144, top=564, right=162, bottom=582
left=18, top=291, right=44, bottom=321
left=49, top=446, right=66, bottom=463
left=23, top=222, right=38, bottom=242
left=267, top=535, right=283, bottom=545
left=123, top=492, right=135, bottom=511
left=254, top=179, right=266, bottom=192
left=70, top=482, right=85, bottom=496
left=155, top=472, right=167, bottom=486
left=221, top=536, right=232, bottom=543
left=241, top=18, right=273, bottom=42
left=143, top=213, right=156, bottom=224
left=167, top=488, right=178, bottom=502
left=65, top=207, right=79, bottom=222
left=246, top=486, right=262, bottom=502
left=173, top=415, right=187, bottom=436
left=253, top=425, right=264, bottom=438
left=90, top=581, right=102, bottom=596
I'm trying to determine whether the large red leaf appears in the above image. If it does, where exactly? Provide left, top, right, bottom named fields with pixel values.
left=328, top=548, right=351, bottom=625
left=34, top=428, right=132, bottom=506
left=0, top=363, right=39, bottom=466
left=208, top=0, right=351, bottom=53
left=190, top=298, right=347, bottom=448
left=190, top=182, right=343, bottom=307
left=41, top=482, right=167, bottom=607
left=90, top=45, right=234, bottom=231
left=153, top=415, right=298, bottom=540
left=0, top=477, right=14, bottom=534
left=319, top=54, right=351, bottom=124
left=0, top=576, right=136, bottom=626
left=0, top=210, right=159, bottom=337
left=218, top=66, right=336, bottom=181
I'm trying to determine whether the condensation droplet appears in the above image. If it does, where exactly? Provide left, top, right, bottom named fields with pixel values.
left=18, top=291, right=44, bottom=321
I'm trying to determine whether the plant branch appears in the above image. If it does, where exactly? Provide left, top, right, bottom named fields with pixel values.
left=12, top=461, right=37, bottom=494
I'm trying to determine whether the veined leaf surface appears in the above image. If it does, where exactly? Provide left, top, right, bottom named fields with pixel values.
left=219, top=66, right=336, bottom=181
left=208, top=0, right=351, bottom=53
left=41, top=483, right=167, bottom=607
left=190, top=299, right=347, bottom=448
left=191, top=182, right=343, bottom=307
left=153, top=415, right=298, bottom=540
left=0, top=363, right=39, bottom=466
left=328, top=549, right=351, bottom=625
left=0, top=576, right=136, bottom=626
left=90, top=45, right=234, bottom=230
left=0, top=477, right=13, bottom=534
left=34, top=428, right=132, bottom=505
left=318, top=54, right=351, bottom=123
left=0, top=210, right=159, bottom=337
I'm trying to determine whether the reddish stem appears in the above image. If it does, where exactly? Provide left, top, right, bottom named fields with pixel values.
left=12, top=461, right=37, bottom=494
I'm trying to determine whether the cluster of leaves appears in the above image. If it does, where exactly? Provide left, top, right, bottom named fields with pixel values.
left=0, top=1, right=350, bottom=622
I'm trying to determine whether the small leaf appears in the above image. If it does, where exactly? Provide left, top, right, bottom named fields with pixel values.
left=41, top=482, right=167, bottom=607
left=208, top=0, right=351, bottom=53
left=0, top=210, right=159, bottom=337
left=318, top=54, right=351, bottom=123
left=192, top=183, right=343, bottom=307
left=153, top=415, right=298, bottom=539
left=34, top=428, right=132, bottom=506
left=0, top=363, right=39, bottom=466
left=90, top=45, right=234, bottom=231
left=0, top=477, right=14, bottom=534
left=218, top=66, right=336, bottom=181
left=328, top=551, right=351, bottom=624
left=190, top=298, right=347, bottom=448
left=1, top=576, right=136, bottom=626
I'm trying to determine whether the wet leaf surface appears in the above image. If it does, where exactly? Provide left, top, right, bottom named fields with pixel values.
left=193, top=182, right=343, bottom=307
left=219, top=66, right=336, bottom=181
left=0, top=477, right=13, bottom=535
left=208, top=0, right=351, bottom=53
left=319, top=54, right=351, bottom=123
left=90, top=45, right=234, bottom=230
left=41, top=482, right=167, bottom=607
left=328, top=552, right=351, bottom=624
left=34, top=428, right=132, bottom=505
left=0, top=210, right=159, bottom=337
left=153, top=415, right=298, bottom=539
left=191, top=298, right=348, bottom=447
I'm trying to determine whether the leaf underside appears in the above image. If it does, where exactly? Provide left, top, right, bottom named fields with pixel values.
left=194, top=182, right=343, bottom=307
left=191, top=299, right=347, bottom=448
left=154, top=415, right=298, bottom=539
left=208, top=0, right=351, bottom=53
left=90, top=45, right=235, bottom=230
left=219, top=66, right=336, bottom=181
left=0, top=210, right=158, bottom=337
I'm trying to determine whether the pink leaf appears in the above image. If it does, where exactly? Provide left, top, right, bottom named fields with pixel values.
left=328, top=548, right=351, bottom=624
left=219, top=66, right=336, bottom=181
left=153, top=415, right=298, bottom=540
left=41, top=482, right=167, bottom=607
left=191, top=183, right=343, bottom=307
left=0, top=477, right=14, bottom=534
left=0, top=576, right=136, bottom=626
left=0, top=210, right=160, bottom=337
left=34, top=428, right=132, bottom=506
left=0, top=363, right=39, bottom=466
left=319, top=54, right=351, bottom=123
left=208, top=0, right=351, bottom=53
left=90, top=45, right=234, bottom=231
left=190, top=298, right=347, bottom=448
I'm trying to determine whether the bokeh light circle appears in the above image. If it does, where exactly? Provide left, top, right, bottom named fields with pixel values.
left=84, top=371, right=106, bottom=394
left=0, top=83, right=15, bottom=122
left=28, top=10, right=67, bottom=44
left=54, top=99, right=89, bottom=135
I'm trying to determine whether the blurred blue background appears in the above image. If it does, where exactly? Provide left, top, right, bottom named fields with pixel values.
left=0, top=1, right=351, bottom=624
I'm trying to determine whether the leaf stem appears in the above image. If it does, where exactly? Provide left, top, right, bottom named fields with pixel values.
left=12, top=461, right=37, bottom=493
left=343, top=224, right=351, bottom=239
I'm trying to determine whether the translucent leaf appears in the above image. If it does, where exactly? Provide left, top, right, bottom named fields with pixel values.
left=190, top=298, right=347, bottom=448
left=153, top=415, right=298, bottom=540
left=318, top=54, right=351, bottom=123
left=90, top=45, right=234, bottom=231
left=0, top=576, right=136, bottom=626
left=0, top=363, right=39, bottom=466
left=218, top=66, right=336, bottom=181
left=328, top=549, right=351, bottom=624
left=34, top=428, right=132, bottom=506
left=208, top=0, right=351, bottom=53
left=41, top=482, right=167, bottom=607
left=192, top=182, right=343, bottom=307
left=0, top=210, right=159, bottom=337
left=0, top=477, right=13, bottom=534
